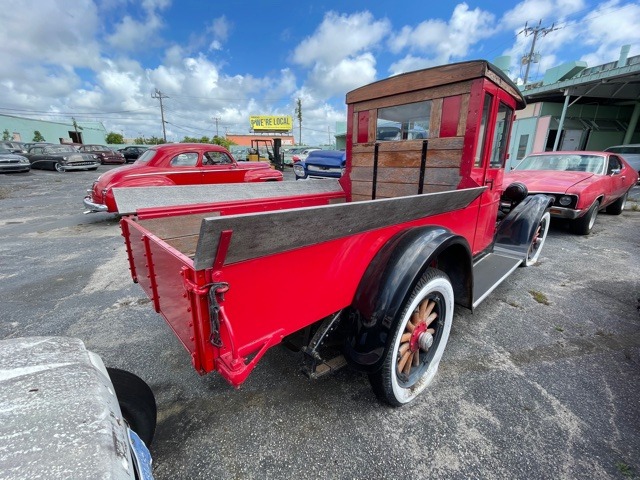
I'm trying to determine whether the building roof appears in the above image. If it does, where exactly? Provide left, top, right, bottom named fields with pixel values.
left=522, top=52, right=640, bottom=106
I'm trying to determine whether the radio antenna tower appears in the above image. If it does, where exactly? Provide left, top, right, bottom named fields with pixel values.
left=520, top=20, right=562, bottom=84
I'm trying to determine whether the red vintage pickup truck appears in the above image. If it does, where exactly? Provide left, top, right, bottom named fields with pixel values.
left=116, top=61, right=551, bottom=406
left=83, top=143, right=282, bottom=213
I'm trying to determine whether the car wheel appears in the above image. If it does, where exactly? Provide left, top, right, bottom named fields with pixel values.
left=522, top=211, right=550, bottom=267
left=606, top=192, right=627, bottom=215
left=54, top=162, right=65, bottom=173
left=107, top=368, right=157, bottom=446
left=571, top=200, right=599, bottom=235
left=368, top=268, right=454, bottom=406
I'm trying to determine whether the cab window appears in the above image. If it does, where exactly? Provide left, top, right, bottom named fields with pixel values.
left=376, top=101, right=430, bottom=141
left=489, top=102, right=513, bottom=168
left=203, top=151, right=233, bottom=165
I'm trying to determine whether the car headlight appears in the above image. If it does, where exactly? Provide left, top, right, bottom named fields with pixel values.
left=293, top=164, right=305, bottom=176
left=62, top=156, right=69, bottom=162
left=558, top=196, right=572, bottom=206
left=19, top=157, right=29, bottom=164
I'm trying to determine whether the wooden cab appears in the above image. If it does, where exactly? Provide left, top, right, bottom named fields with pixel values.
left=342, top=60, right=525, bottom=202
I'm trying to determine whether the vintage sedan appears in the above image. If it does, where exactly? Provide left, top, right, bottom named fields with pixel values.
left=77, top=144, right=126, bottom=165
left=84, top=142, right=283, bottom=213
left=505, top=151, right=638, bottom=235
left=0, top=146, right=31, bottom=173
left=25, top=144, right=100, bottom=172
left=118, top=145, right=148, bottom=162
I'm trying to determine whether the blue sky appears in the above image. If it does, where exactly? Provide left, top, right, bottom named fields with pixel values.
left=0, top=0, right=638, bottom=145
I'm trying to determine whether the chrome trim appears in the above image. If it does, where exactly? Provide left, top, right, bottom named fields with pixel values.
left=548, top=206, right=583, bottom=219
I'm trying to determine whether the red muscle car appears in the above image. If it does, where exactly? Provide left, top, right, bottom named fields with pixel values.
left=83, top=143, right=282, bottom=213
left=505, top=151, right=638, bottom=234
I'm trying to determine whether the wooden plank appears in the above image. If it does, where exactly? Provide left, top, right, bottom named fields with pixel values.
left=352, top=137, right=464, bottom=152
left=347, top=62, right=486, bottom=104
left=429, top=98, right=443, bottom=138
left=368, top=109, right=377, bottom=142
left=137, top=212, right=220, bottom=240
left=351, top=181, right=374, bottom=199
left=114, top=180, right=344, bottom=214
left=164, top=236, right=199, bottom=258
left=194, top=188, right=485, bottom=269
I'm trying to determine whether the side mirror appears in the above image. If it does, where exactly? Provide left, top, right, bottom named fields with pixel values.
left=610, top=168, right=621, bottom=175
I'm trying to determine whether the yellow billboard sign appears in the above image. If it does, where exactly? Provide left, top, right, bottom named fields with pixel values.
left=250, top=115, right=292, bottom=132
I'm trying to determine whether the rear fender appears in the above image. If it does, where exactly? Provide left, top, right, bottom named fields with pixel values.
left=344, top=226, right=472, bottom=373
left=494, top=194, right=553, bottom=258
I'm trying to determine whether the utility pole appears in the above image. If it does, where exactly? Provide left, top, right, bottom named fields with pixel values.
left=151, top=89, right=168, bottom=142
left=520, top=20, right=561, bottom=84
left=295, top=98, right=302, bottom=145
left=213, top=117, right=220, bottom=137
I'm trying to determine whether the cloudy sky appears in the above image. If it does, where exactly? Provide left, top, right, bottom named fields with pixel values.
left=0, top=0, right=638, bottom=145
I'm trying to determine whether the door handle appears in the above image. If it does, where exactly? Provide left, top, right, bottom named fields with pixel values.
left=484, top=179, right=494, bottom=189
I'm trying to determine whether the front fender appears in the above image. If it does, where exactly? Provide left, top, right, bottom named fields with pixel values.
left=494, top=194, right=553, bottom=258
left=344, top=226, right=472, bottom=373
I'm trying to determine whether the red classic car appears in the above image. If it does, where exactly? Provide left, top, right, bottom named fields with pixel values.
left=83, top=143, right=283, bottom=213
left=505, top=151, right=638, bottom=234
left=77, top=144, right=126, bottom=165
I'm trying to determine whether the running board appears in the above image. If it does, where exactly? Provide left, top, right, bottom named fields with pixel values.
left=472, top=253, right=522, bottom=309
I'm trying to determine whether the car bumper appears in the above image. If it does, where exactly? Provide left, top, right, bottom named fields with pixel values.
left=83, top=196, right=109, bottom=213
left=64, top=162, right=100, bottom=171
left=0, top=164, right=30, bottom=173
left=548, top=206, right=582, bottom=219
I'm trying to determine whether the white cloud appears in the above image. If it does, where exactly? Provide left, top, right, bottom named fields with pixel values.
left=107, top=12, right=164, bottom=51
left=501, top=0, right=585, bottom=29
left=306, top=54, right=377, bottom=98
left=387, top=3, right=495, bottom=74
left=292, top=11, right=391, bottom=67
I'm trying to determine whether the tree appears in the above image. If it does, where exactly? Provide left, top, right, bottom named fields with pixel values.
left=212, top=135, right=234, bottom=149
left=146, top=136, right=165, bottom=145
left=134, top=137, right=146, bottom=145
left=106, top=132, right=124, bottom=144
left=2, top=129, right=10, bottom=141
left=295, top=98, right=302, bottom=145
left=33, top=131, right=45, bottom=142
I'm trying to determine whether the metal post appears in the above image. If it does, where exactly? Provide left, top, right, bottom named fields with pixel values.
left=623, top=102, right=640, bottom=145
left=553, top=90, right=571, bottom=151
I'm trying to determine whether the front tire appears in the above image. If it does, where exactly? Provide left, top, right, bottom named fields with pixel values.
left=606, top=192, right=627, bottom=215
left=369, top=268, right=454, bottom=406
left=54, top=162, right=65, bottom=173
left=571, top=200, right=599, bottom=235
left=107, top=368, right=157, bottom=446
left=522, top=211, right=550, bottom=267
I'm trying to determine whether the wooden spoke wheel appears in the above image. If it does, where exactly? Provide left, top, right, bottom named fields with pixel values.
left=369, top=268, right=454, bottom=406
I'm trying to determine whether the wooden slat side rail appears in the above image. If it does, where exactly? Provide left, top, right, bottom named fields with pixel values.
left=352, top=137, right=464, bottom=153
left=137, top=212, right=221, bottom=240
left=114, top=180, right=344, bottom=214
left=193, top=187, right=484, bottom=269
left=352, top=148, right=462, bottom=168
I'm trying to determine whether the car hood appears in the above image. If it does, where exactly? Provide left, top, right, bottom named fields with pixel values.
left=0, top=153, right=28, bottom=161
left=504, top=170, right=595, bottom=193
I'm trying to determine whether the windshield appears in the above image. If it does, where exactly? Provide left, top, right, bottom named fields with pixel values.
left=46, top=145, right=77, bottom=153
left=515, top=154, right=606, bottom=174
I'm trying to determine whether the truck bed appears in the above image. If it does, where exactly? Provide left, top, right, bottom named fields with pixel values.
left=118, top=181, right=484, bottom=384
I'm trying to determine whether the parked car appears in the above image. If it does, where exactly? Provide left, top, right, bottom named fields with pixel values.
left=291, top=147, right=321, bottom=163
left=282, top=147, right=306, bottom=166
left=25, top=144, right=100, bottom=172
left=604, top=144, right=640, bottom=181
left=0, top=146, right=30, bottom=173
left=84, top=142, right=283, bottom=213
left=78, top=144, right=126, bottom=164
left=0, top=336, right=155, bottom=480
left=118, top=145, right=148, bottom=163
left=505, top=151, right=638, bottom=234
left=293, top=150, right=346, bottom=180
left=1, top=141, right=28, bottom=154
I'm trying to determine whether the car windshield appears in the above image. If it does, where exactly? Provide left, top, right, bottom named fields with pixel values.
left=514, top=154, right=606, bottom=174
left=45, top=145, right=77, bottom=153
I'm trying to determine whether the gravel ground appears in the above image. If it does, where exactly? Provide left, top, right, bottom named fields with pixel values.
left=1, top=167, right=639, bottom=480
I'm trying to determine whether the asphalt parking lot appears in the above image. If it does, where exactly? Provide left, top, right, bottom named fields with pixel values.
left=1, top=167, right=639, bottom=480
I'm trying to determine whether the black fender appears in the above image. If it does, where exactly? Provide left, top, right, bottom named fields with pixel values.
left=494, top=194, right=553, bottom=259
left=343, top=226, right=472, bottom=373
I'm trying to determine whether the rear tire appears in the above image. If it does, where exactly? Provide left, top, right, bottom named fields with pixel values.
left=369, top=268, right=454, bottom=406
left=107, top=368, right=157, bottom=446
left=606, top=192, right=627, bottom=215
left=571, top=200, right=599, bottom=235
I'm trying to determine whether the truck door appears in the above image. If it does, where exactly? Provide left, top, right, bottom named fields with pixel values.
left=469, top=86, right=515, bottom=254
